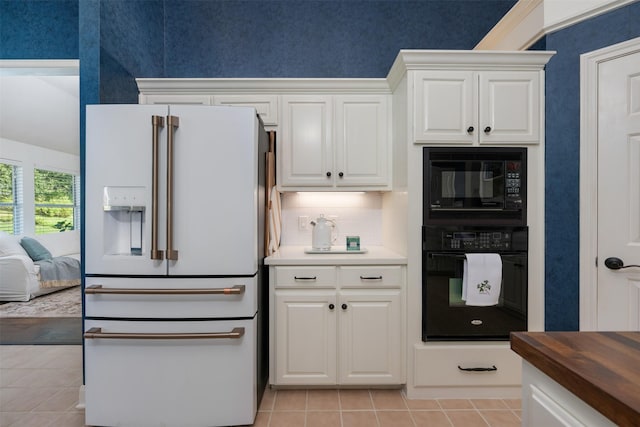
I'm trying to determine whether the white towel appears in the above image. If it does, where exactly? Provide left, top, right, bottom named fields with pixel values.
left=268, top=186, right=281, bottom=256
left=462, top=253, right=502, bottom=306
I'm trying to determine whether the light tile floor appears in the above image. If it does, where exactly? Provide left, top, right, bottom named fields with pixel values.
left=0, top=345, right=521, bottom=427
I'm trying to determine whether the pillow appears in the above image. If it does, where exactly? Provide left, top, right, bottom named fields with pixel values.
left=0, top=232, right=29, bottom=257
left=20, top=236, right=53, bottom=261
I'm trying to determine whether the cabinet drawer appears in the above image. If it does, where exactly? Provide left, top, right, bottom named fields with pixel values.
left=339, top=266, right=403, bottom=288
left=274, top=266, right=337, bottom=288
left=414, top=344, right=521, bottom=387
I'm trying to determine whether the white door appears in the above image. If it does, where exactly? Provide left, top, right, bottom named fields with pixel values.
left=596, top=46, right=640, bottom=330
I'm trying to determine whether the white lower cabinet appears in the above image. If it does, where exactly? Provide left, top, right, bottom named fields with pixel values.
left=275, top=290, right=337, bottom=385
left=521, top=361, right=615, bottom=427
left=271, top=265, right=405, bottom=386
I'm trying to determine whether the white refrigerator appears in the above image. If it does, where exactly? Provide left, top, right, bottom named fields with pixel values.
left=84, top=104, right=268, bottom=427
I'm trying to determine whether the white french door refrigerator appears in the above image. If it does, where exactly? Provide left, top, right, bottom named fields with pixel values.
left=84, top=104, right=268, bottom=427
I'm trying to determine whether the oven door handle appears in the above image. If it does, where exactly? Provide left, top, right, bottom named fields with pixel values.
left=85, top=284, right=245, bottom=295
left=428, top=253, right=524, bottom=259
left=84, top=327, right=245, bottom=340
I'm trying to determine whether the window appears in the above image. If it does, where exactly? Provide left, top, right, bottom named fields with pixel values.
left=0, top=163, right=24, bottom=234
left=34, top=168, right=80, bottom=234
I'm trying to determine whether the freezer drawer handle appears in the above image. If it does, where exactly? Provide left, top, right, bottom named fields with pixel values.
left=84, top=327, right=245, bottom=340
left=360, top=275, right=383, bottom=280
left=85, top=284, right=245, bottom=295
left=294, top=276, right=317, bottom=281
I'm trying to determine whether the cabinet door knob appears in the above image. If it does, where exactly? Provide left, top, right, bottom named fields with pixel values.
left=338, top=172, right=344, bottom=178
left=341, top=303, right=348, bottom=310
left=467, top=126, right=474, bottom=133
left=328, top=303, right=335, bottom=310
left=326, top=171, right=332, bottom=177
left=484, top=126, right=492, bottom=134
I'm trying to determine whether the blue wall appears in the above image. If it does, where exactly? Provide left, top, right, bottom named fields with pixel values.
left=0, top=0, right=78, bottom=58
left=162, top=0, right=516, bottom=78
left=543, top=1, right=640, bottom=331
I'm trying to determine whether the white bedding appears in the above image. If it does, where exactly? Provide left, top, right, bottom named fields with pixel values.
left=0, top=231, right=80, bottom=302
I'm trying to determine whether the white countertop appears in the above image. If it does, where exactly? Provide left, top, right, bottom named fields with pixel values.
left=265, top=246, right=407, bottom=265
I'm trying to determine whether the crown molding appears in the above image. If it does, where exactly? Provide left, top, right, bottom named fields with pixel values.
left=387, top=50, right=554, bottom=90
left=136, top=78, right=391, bottom=95
left=475, top=0, right=638, bottom=51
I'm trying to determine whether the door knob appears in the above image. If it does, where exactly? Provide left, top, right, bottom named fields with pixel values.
left=604, top=257, right=640, bottom=270
left=467, top=126, right=474, bottom=133
left=484, top=126, right=492, bottom=133
left=341, top=303, right=348, bottom=310
left=328, top=303, right=335, bottom=310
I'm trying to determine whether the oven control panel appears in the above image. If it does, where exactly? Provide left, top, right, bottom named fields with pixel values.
left=444, top=231, right=512, bottom=250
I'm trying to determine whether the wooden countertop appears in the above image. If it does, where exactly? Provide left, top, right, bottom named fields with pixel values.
left=511, top=331, right=640, bottom=427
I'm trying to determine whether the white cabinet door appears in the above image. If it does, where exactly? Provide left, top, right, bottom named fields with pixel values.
left=479, top=71, right=540, bottom=143
left=213, top=94, right=278, bottom=126
left=414, top=71, right=475, bottom=143
left=139, top=94, right=212, bottom=105
left=275, top=290, right=337, bottom=384
left=338, top=289, right=403, bottom=384
left=335, top=95, right=390, bottom=187
left=280, top=95, right=333, bottom=187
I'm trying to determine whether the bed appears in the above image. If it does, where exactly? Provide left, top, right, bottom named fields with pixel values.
left=0, top=230, right=80, bottom=302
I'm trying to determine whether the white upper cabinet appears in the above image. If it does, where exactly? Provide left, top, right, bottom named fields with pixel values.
left=280, top=95, right=334, bottom=187
left=279, top=94, right=390, bottom=190
left=414, top=71, right=476, bottom=143
left=334, top=95, right=389, bottom=187
left=139, top=94, right=213, bottom=105
left=213, top=94, right=278, bottom=126
left=479, top=71, right=540, bottom=143
left=412, top=67, right=543, bottom=145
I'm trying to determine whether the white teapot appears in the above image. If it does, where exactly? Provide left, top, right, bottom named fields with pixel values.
left=310, top=214, right=336, bottom=251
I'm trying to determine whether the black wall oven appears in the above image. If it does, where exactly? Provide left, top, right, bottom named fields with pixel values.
left=422, top=225, right=528, bottom=341
left=422, top=147, right=529, bottom=342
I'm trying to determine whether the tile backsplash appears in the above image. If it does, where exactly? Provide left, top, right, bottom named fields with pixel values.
left=279, top=192, right=383, bottom=248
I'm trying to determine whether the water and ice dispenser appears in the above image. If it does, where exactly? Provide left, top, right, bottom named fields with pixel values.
left=103, top=187, right=146, bottom=256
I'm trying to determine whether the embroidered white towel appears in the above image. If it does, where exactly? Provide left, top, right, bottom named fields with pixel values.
left=462, top=253, right=502, bottom=306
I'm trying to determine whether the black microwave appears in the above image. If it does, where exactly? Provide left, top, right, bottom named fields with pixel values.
left=423, top=147, right=527, bottom=225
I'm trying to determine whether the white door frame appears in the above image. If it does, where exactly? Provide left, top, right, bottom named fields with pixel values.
left=579, top=37, right=640, bottom=330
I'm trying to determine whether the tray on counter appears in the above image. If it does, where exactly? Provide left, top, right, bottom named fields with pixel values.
left=304, top=248, right=368, bottom=254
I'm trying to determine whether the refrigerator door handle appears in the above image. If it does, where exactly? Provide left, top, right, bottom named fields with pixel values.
left=151, top=115, right=165, bottom=260
left=84, top=327, right=245, bottom=340
left=85, top=284, right=246, bottom=295
left=166, top=115, right=180, bottom=261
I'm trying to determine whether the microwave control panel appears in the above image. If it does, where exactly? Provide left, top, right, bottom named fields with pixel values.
left=505, top=161, right=523, bottom=208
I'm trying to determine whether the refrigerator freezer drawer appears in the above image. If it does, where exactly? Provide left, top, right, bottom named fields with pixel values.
left=84, top=318, right=257, bottom=427
left=84, top=276, right=257, bottom=318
